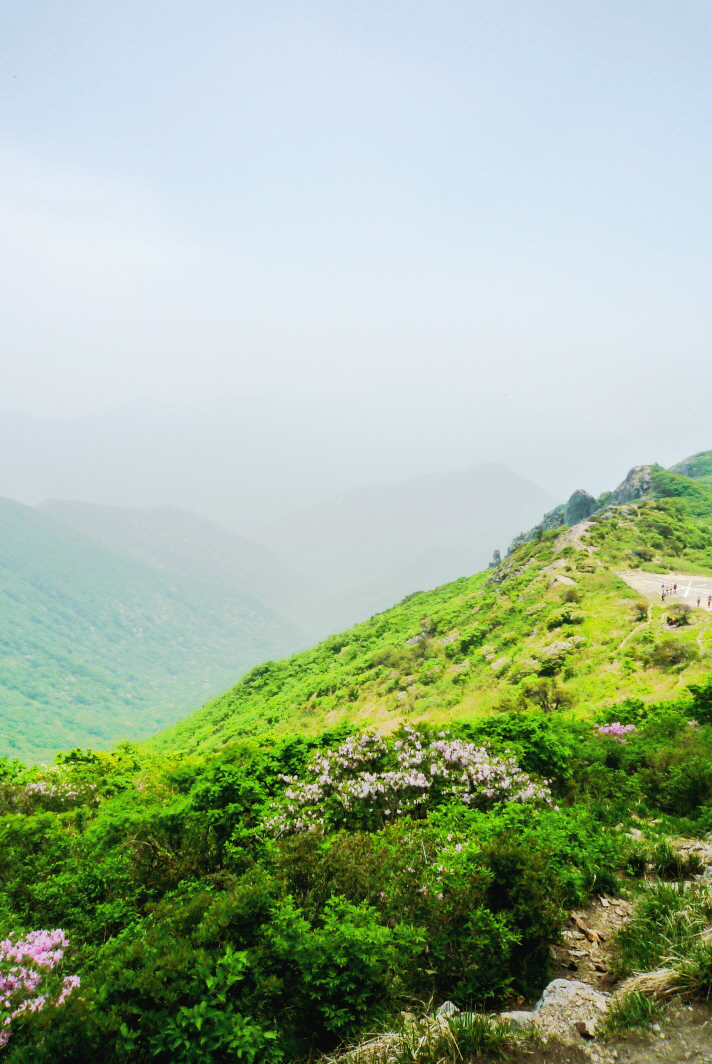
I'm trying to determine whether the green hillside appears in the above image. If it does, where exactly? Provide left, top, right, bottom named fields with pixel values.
left=5, top=461, right=712, bottom=1060
left=4, top=461, right=712, bottom=1060
left=669, top=448, right=712, bottom=484
left=0, top=497, right=303, bottom=762
left=37, top=499, right=312, bottom=632
left=155, top=463, right=712, bottom=757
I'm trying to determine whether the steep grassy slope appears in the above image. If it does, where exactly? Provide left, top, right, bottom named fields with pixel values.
left=155, top=465, right=712, bottom=757
left=8, top=465, right=712, bottom=1061
left=0, top=498, right=304, bottom=762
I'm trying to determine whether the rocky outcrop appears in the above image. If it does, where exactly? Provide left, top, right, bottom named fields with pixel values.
left=564, top=489, right=596, bottom=525
left=609, top=465, right=653, bottom=505
left=508, top=493, right=589, bottom=554
left=540, top=504, right=567, bottom=531
left=508, top=505, right=566, bottom=553
left=494, top=978, right=610, bottom=1044
left=669, top=450, right=712, bottom=480
left=532, top=978, right=609, bottom=1042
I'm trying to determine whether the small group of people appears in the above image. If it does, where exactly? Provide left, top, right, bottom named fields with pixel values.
left=660, top=581, right=712, bottom=608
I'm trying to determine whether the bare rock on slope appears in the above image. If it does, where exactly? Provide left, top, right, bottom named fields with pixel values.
left=565, top=489, right=597, bottom=526
left=532, top=978, right=609, bottom=1043
left=609, top=466, right=653, bottom=505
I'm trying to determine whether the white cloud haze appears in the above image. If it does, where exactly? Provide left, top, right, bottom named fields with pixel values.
left=2, top=1, right=712, bottom=517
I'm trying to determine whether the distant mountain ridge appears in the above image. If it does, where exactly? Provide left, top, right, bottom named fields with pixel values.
left=39, top=464, right=558, bottom=638
left=38, top=500, right=310, bottom=630
left=0, top=498, right=304, bottom=762
left=256, top=462, right=557, bottom=631
left=0, top=461, right=557, bottom=758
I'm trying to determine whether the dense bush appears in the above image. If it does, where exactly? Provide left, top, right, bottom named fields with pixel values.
left=3, top=681, right=712, bottom=1058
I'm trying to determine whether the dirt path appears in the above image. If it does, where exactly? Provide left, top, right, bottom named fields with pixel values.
left=539, top=833, right=712, bottom=1063
left=618, top=604, right=652, bottom=650
left=549, top=895, right=634, bottom=991
left=510, top=1003, right=712, bottom=1064
left=607, top=1001, right=712, bottom=1063
left=555, top=521, right=596, bottom=554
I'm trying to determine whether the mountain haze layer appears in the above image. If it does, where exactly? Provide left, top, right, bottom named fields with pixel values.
left=257, top=462, right=557, bottom=631
left=38, top=500, right=310, bottom=630
left=0, top=498, right=304, bottom=762
left=0, top=462, right=554, bottom=758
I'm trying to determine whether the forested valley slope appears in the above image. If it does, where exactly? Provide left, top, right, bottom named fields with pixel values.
left=0, top=498, right=303, bottom=762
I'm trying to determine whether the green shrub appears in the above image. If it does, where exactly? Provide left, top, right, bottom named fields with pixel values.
left=148, top=948, right=281, bottom=1064
left=612, top=881, right=712, bottom=988
left=651, top=638, right=696, bottom=668
left=262, top=896, right=423, bottom=1041
left=546, top=606, right=585, bottom=630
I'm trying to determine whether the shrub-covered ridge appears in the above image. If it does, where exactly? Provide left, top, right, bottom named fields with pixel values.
left=154, top=466, right=712, bottom=757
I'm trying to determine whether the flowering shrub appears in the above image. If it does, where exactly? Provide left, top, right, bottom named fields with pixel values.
left=12, top=773, right=98, bottom=813
left=0, top=930, right=80, bottom=1049
left=595, top=722, right=636, bottom=743
left=266, top=726, right=551, bottom=835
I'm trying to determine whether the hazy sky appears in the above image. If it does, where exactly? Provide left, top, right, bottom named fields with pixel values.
left=2, top=1, right=712, bottom=511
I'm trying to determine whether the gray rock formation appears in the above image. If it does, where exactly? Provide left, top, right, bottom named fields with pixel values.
left=564, top=489, right=596, bottom=526
left=499, top=1010, right=535, bottom=1030
left=532, top=978, right=609, bottom=1043
left=539, top=504, right=567, bottom=531
left=609, top=465, right=653, bottom=505
left=668, top=450, right=712, bottom=480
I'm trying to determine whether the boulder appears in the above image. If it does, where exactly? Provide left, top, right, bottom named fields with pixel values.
left=565, top=489, right=596, bottom=526
left=500, top=1010, right=535, bottom=1030
left=609, top=466, right=653, bottom=505
left=436, top=1000, right=459, bottom=1017
left=532, top=978, right=609, bottom=1043
left=540, top=504, right=567, bottom=531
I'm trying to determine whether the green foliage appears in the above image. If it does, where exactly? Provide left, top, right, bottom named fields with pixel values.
left=651, top=637, right=697, bottom=668
left=9, top=458, right=712, bottom=1056
left=149, top=948, right=281, bottom=1064
left=546, top=605, right=585, bottom=629
left=263, top=896, right=423, bottom=1039
left=0, top=498, right=302, bottom=763
left=605, top=990, right=663, bottom=1032
left=612, top=881, right=712, bottom=981
left=669, top=449, right=712, bottom=483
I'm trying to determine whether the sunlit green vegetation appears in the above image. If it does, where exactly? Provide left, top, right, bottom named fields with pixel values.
left=156, top=467, right=712, bottom=758
left=0, top=498, right=302, bottom=762
left=3, top=465, right=712, bottom=1059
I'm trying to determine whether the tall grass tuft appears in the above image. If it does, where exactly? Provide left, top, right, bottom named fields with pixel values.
left=324, top=1010, right=512, bottom=1064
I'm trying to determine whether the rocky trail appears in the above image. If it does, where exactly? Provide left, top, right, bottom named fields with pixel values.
left=492, top=833, right=712, bottom=1064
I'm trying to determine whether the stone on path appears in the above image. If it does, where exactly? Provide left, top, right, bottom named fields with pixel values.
left=532, top=978, right=609, bottom=1043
